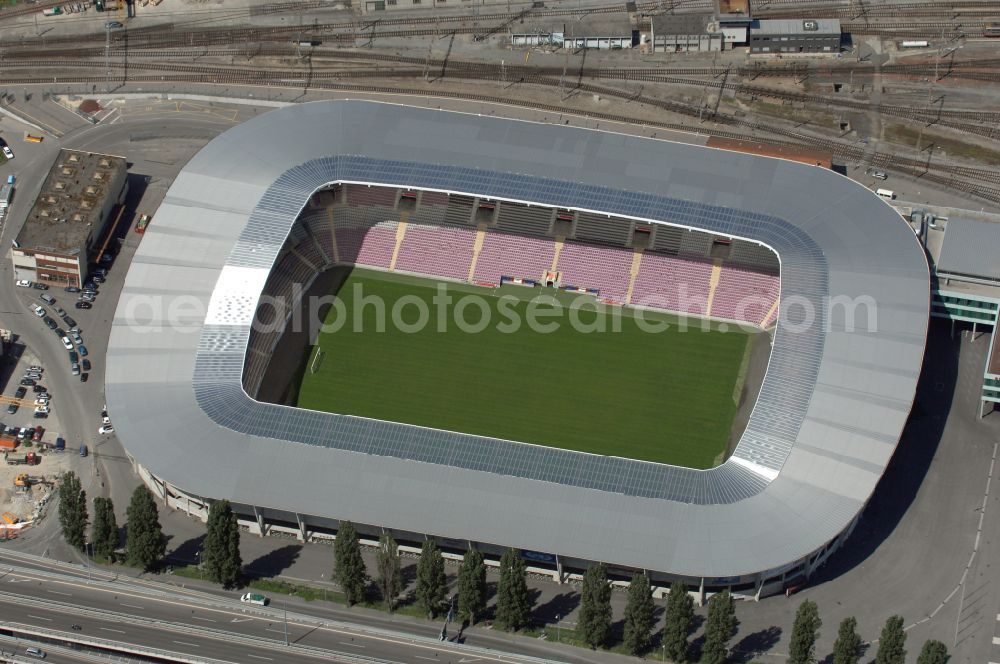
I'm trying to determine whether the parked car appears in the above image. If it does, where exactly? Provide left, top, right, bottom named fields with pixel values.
left=64, top=286, right=80, bottom=293
left=31, top=305, right=44, bottom=317
left=60, top=337, right=73, bottom=350
left=79, top=444, right=88, bottom=457
left=75, top=302, right=92, bottom=310
left=79, top=294, right=95, bottom=303
left=27, top=366, right=43, bottom=373
left=32, top=426, right=43, bottom=442
left=240, top=593, right=269, bottom=606
left=68, top=351, right=78, bottom=363
left=70, top=332, right=82, bottom=345
left=105, top=20, right=122, bottom=28
left=81, top=359, right=91, bottom=371
left=1, top=146, right=13, bottom=160
left=32, top=384, right=46, bottom=394
left=71, top=362, right=80, bottom=376
left=102, top=415, right=111, bottom=425
left=34, top=406, right=49, bottom=415
left=32, top=283, right=48, bottom=290
left=78, top=345, right=88, bottom=356
left=54, top=307, right=66, bottom=317
left=98, top=425, right=113, bottom=435
left=34, top=398, right=49, bottom=407
left=92, top=275, right=104, bottom=284
left=40, top=294, right=55, bottom=305
left=14, top=387, right=27, bottom=399
left=79, top=372, right=88, bottom=383
left=43, top=317, right=57, bottom=330
left=15, top=280, right=31, bottom=288
left=63, top=316, right=77, bottom=328
left=19, top=378, right=35, bottom=387
left=6, top=403, right=17, bottom=415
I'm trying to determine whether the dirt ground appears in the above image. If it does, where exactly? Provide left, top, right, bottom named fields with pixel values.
left=0, top=447, right=79, bottom=538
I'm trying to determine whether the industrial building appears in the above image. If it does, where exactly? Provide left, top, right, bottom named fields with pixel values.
left=749, top=18, right=842, bottom=54
left=11, top=149, right=127, bottom=288
left=107, top=101, right=928, bottom=600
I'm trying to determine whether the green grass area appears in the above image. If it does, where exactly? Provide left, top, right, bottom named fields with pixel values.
left=884, top=122, right=1000, bottom=166
left=297, top=268, right=753, bottom=469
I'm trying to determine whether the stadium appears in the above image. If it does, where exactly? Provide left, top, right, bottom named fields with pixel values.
left=107, top=100, right=929, bottom=599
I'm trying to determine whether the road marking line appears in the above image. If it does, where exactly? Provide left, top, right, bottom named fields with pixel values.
left=100, top=627, right=125, bottom=634
left=415, top=657, right=437, bottom=661
left=46, top=590, right=72, bottom=596
left=339, top=641, right=366, bottom=648
left=26, top=615, right=52, bottom=621
left=191, top=616, right=216, bottom=622
left=120, top=603, right=144, bottom=609
left=265, top=628, right=286, bottom=634
left=246, top=655, right=273, bottom=661
left=173, top=640, right=200, bottom=647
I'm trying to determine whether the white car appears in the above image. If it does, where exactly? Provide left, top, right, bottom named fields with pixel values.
left=31, top=305, right=44, bottom=317
left=1, top=146, right=13, bottom=160
left=98, top=425, right=114, bottom=435
left=34, top=398, right=49, bottom=407
left=15, top=280, right=31, bottom=288
left=34, top=406, right=49, bottom=415
left=101, top=415, right=111, bottom=425
left=60, top=336, right=73, bottom=350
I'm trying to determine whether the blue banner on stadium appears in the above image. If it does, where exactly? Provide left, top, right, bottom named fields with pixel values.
left=520, top=549, right=557, bottom=564
left=501, top=276, right=542, bottom=287
left=560, top=284, right=600, bottom=296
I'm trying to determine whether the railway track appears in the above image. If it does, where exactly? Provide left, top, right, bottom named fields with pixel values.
left=6, top=64, right=999, bottom=198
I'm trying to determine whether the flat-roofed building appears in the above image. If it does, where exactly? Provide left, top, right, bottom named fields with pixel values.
left=11, top=149, right=127, bottom=288
left=749, top=18, right=841, bottom=54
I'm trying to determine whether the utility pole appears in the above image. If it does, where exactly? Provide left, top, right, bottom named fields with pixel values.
left=283, top=601, right=289, bottom=646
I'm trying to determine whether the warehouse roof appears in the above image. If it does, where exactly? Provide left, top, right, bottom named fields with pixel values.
left=14, top=149, right=125, bottom=254
left=106, top=101, right=929, bottom=578
left=750, top=18, right=842, bottom=36
left=936, top=217, right=1000, bottom=281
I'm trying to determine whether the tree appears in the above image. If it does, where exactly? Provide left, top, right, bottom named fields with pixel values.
left=376, top=533, right=402, bottom=612
left=457, top=547, right=487, bottom=625
left=832, top=617, right=862, bottom=664
left=874, top=616, right=906, bottom=664
left=622, top=571, right=655, bottom=655
left=125, top=486, right=166, bottom=571
left=916, top=640, right=948, bottom=664
left=333, top=521, right=367, bottom=606
left=578, top=563, right=612, bottom=649
left=788, top=600, right=822, bottom=664
left=202, top=499, right=242, bottom=588
left=664, top=581, right=695, bottom=663
left=91, top=497, right=118, bottom=562
left=494, top=549, right=532, bottom=632
left=415, top=539, right=448, bottom=618
left=57, top=471, right=87, bottom=550
left=701, top=590, right=738, bottom=664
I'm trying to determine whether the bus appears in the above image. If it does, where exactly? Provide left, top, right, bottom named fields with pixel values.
left=24, top=135, right=44, bottom=143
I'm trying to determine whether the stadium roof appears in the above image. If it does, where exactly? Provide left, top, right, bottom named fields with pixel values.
left=936, top=217, right=1000, bottom=281
left=107, top=101, right=929, bottom=579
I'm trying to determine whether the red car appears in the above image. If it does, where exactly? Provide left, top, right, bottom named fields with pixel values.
left=32, top=425, right=44, bottom=442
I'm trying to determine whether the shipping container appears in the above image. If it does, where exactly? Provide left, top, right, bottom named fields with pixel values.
left=900, top=40, right=929, bottom=48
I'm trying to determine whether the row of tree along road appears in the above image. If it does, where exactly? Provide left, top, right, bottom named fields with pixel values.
left=57, top=473, right=952, bottom=663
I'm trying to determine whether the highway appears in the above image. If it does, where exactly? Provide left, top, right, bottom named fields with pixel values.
left=0, top=549, right=575, bottom=663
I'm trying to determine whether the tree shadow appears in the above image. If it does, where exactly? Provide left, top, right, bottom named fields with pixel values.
left=164, top=533, right=205, bottom=566
left=818, top=640, right=870, bottom=664
left=244, top=544, right=302, bottom=578
left=532, top=590, right=577, bottom=623
left=731, top=626, right=783, bottom=663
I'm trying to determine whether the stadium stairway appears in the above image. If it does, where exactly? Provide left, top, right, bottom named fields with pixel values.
left=550, top=236, right=565, bottom=272
left=326, top=205, right=341, bottom=263
left=761, top=296, right=780, bottom=328
left=704, top=259, right=724, bottom=318
left=389, top=212, right=409, bottom=271
left=625, top=249, right=644, bottom=304
left=467, top=223, right=489, bottom=282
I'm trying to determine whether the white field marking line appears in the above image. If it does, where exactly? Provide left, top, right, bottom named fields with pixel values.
left=100, top=627, right=125, bottom=634
left=246, top=655, right=273, bottom=661
left=191, top=616, right=217, bottom=622
left=4, top=569, right=543, bottom=664
left=26, top=614, right=52, bottom=621
left=46, top=590, right=72, bottom=596
left=265, top=628, right=286, bottom=634
left=415, top=656, right=437, bottom=661
left=120, top=603, right=145, bottom=609
left=173, top=640, right=200, bottom=647
left=339, top=641, right=366, bottom=648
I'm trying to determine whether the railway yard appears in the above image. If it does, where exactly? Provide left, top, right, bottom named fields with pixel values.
left=0, top=0, right=998, bottom=207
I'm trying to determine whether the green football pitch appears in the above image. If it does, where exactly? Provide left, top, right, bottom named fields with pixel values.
left=296, top=268, right=755, bottom=469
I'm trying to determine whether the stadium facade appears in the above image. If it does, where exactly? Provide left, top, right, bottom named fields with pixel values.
left=107, top=101, right=929, bottom=599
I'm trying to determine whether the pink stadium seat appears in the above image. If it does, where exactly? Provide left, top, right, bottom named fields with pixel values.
left=395, top=225, right=476, bottom=281
left=555, top=242, right=632, bottom=304
left=473, top=232, right=555, bottom=283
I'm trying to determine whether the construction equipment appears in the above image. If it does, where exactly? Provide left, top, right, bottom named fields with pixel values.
left=2, top=512, right=20, bottom=525
left=6, top=452, right=39, bottom=466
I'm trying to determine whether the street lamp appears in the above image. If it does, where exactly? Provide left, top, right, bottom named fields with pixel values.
left=555, top=614, right=560, bottom=643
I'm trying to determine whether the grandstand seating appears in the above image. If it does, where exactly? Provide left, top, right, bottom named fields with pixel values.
left=336, top=222, right=397, bottom=269
left=346, top=184, right=397, bottom=208
left=555, top=242, right=632, bottom=303
left=395, top=224, right=476, bottom=281
left=301, top=211, right=336, bottom=263
left=419, top=191, right=449, bottom=207
left=575, top=212, right=631, bottom=247
left=474, top=232, right=555, bottom=283
left=631, top=253, right=713, bottom=316
left=711, top=265, right=780, bottom=323
left=495, top=203, right=552, bottom=236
